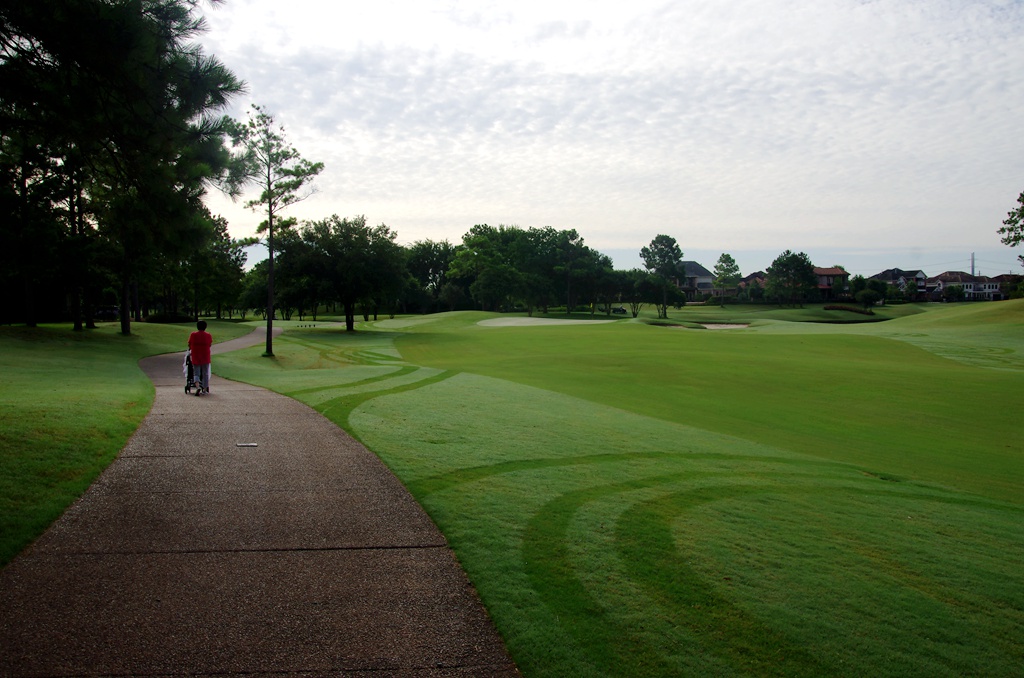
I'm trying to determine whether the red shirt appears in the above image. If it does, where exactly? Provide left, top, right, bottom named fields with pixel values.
left=188, top=330, right=213, bottom=365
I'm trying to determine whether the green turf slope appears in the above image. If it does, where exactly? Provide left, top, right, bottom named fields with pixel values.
left=215, top=303, right=1022, bottom=677
left=394, top=306, right=1022, bottom=503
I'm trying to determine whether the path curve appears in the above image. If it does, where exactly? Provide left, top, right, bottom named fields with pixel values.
left=0, top=327, right=518, bottom=676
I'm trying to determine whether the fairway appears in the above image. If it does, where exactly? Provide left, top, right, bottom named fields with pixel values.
left=209, top=301, right=1024, bottom=677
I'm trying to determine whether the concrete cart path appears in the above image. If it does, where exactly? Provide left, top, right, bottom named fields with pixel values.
left=0, top=327, right=518, bottom=676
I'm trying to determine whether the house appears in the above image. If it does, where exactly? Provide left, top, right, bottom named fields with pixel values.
left=870, top=268, right=928, bottom=300
left=679, top=261, right=715, bottom=301
left=927, top=271, right=1002, bottom=301
left=814, top=267, right=850, bottom=301
left=737, top=271, right=766, bottom=300
left=992, top=273, right=1022, bottom=299
left=739, top=271, right=766, bottom=287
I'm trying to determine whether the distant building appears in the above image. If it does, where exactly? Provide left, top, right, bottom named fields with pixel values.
left=739, top=271, right=766, bottom=287
left=679, top=261, right=715, bottom=300
left=992, top=273, right=1023, bottom=299
left=870, top=268, right=928, bottom=300
left=737, top=271, right=766, bottom=300
left=814, top=267, right=850, bottom=301
left=927, top=271, right=1002, bottom=301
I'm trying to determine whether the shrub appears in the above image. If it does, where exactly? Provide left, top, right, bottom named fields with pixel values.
left=824, top=305, right=875, bottom=316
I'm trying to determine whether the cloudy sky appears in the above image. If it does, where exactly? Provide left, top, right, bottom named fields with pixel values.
left=198, top=0, right=1024, bottom=277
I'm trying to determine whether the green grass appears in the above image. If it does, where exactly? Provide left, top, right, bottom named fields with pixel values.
left=0, top=320, right=253, bottom=565
left=211, top=301, right=1024, bottom=676
left=5, top=302, right=1023, bottom=676
left=393, top=311, right=1023, bottom=502
left=646, top=302, right=924, bottom=325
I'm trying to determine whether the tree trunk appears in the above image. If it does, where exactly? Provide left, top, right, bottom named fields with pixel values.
left=132, top=279, right=141, bottom=322
left=22, top=273, right=37, bottom=328
left=119, top=273, right=131, bottom=335
left=193, top=268, right=200, bottom=322
left=69, top=181, right=84, bottom=331
left=71, top=288, right=84, bottom=331
left=344, top=300, right=355, bottom=331
left=265, top=214, right=275, bottom=356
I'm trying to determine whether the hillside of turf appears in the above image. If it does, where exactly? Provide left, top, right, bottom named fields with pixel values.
left=325, top=300, right=1020, bottom=676
left=390, top=301, right=1023, bottom=504
left=209, top=301, right=1022, bottom=676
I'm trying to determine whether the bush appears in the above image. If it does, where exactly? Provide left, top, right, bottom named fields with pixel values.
left=855, top=289, right=884, bottom=309
left=824, top=305, right=875, bottom=316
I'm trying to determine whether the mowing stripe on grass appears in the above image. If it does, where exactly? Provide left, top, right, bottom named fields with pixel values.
left=350, top=364, right=1023, bottom=677
left=200, top=306, right=1024, bottom=677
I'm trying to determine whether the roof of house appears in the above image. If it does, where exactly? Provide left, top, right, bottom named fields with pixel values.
left=871, top=268, right=926, bottom=281
left=813, top=267, right=848, bottom=276
left=681, top=261, right=713, bottom=278
left=929, top=271, right=982, bottom=283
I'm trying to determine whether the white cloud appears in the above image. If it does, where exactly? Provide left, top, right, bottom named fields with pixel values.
left=199, top=0, right=1024, bottom=275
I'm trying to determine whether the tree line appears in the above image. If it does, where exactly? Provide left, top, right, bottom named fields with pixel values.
left=0, top=0, right=257, bottom=332
left=238, top=229, right=868, bottom=326
left=14, top=1, right=1005, bottom=334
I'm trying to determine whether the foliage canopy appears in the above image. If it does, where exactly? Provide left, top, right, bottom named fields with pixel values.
left=0, top=0, right=245, bottom=330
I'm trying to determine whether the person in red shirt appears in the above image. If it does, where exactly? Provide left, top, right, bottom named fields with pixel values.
left=188, top=320, right=213, bottom=395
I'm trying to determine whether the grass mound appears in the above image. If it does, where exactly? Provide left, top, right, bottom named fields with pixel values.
left=352, top=373, right=1022, bottom=676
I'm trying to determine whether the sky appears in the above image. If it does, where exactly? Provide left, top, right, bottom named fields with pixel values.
left=197, top=0, right=1024, bottom=278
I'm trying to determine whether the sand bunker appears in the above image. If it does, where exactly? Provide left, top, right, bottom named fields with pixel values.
left=478, top=317, right=619, bottom=327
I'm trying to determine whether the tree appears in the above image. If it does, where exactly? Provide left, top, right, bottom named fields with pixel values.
left=713, top=253, right=741, bottom=307
left=849, top=274, right=867, bottom=296
left=470, top=265, right=521, bottom=312
left=444, top=224, right=616, bottom=316
left=276, top=226, right=325, bottom=320
left=738, top=277, right=764, bottom=303
left=855, top=288, right=882, bottom=309
left=448, top=224, right=523, bottom=309
left=227, top=104, right=323, bottom=355
left=640, top=235, right=683, bottom=318
left=620, top=269, right=649, bottom=317
left=438, top=281, right=465, bottom=311
left=1, top=0, right=244, bottom=331
left=551, top=228, right=590, bottom=314
left=765, top=250, right=818, bottom=307
left=519, top=227, right=560, bottom=314
left=185, top=212, right=253, bottom=320
left=587, top=255, right=619, bottom=315
left=406, top=239, right=456, bottom=313
left=288, top=215, right=405, bottom=332
left=997, top=189, right=1024, bottom=268
left=942, top=284, right=966, bottom=302
left=237, top=262, right=268, bottom=320
left=866, top=278, right=890, bottom=306
left=450, top=224, right=543, bottom=313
